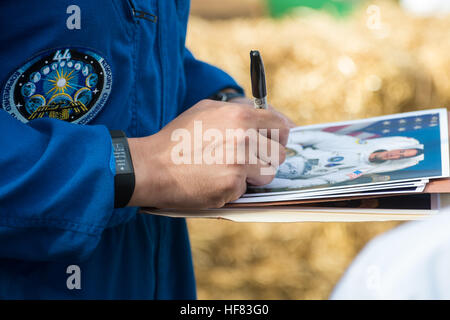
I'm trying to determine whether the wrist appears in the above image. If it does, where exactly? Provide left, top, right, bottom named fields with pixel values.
left=127, top=137, right=147, bottom=207
left=127, top=134, right=167, bottom=207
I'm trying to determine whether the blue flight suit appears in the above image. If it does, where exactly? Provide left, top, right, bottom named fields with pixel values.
left=0, top=0, right=241, bottom=299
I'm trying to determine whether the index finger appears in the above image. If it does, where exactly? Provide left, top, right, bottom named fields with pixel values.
left=251, top=108, right=290, bottom=146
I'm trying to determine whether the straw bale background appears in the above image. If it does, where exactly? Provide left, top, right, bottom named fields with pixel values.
left=186, top=0, right=450, bottom=299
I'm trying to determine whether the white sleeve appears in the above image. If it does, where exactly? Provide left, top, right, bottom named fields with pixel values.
left=331, top=210, right=450, bottom=299
left=323, top=169, right=361, bottom=185
left=263, top=177, right=330, bottom=189
left=288, top=130, right=359, bottom=150
left=264, top=170, right=355, bottom=190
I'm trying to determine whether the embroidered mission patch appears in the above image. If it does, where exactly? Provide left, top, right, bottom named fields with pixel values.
left=2, top=48, right=112, bottom=124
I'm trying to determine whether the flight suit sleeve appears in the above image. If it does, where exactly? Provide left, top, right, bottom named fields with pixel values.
left=0, top=110, right=119, bottom=262
left=182, top=48, right=244, bottom=109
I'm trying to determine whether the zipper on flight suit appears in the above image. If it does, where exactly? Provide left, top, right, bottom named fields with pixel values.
left=127, top=0, right=158, bottom=23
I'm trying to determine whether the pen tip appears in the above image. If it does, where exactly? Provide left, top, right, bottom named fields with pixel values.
left=250, top=50, right=260, bottom=57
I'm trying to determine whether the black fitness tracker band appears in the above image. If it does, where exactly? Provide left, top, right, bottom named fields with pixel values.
left=110, top=130, right=135, bottom=208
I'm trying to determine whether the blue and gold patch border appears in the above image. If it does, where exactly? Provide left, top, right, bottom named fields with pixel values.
left=2, top=47, right=112, bottom=124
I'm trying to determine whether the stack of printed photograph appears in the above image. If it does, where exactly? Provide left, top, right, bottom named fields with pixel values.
left=144, top=108, right=450, bottom=222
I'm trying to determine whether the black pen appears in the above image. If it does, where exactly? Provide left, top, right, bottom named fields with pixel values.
left=250, top=50, right=268, bottom=109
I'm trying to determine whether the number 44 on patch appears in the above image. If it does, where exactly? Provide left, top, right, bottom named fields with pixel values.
left=53, top=49, right=71, bottom=63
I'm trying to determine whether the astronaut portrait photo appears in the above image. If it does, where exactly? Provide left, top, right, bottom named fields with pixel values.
left=249, top=109, right=449, bottom=194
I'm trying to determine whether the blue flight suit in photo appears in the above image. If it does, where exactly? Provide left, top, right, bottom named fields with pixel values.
left=0, top=0, right=241, bottom=299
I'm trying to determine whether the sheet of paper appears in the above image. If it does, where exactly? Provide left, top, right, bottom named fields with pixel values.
left=235, top=184, right=426, bottom=203
left=241, top=179, right=428, bottom=198
left=246, top=108, right=449, bottom=197
left=240, top=180, right=427, bottom=200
